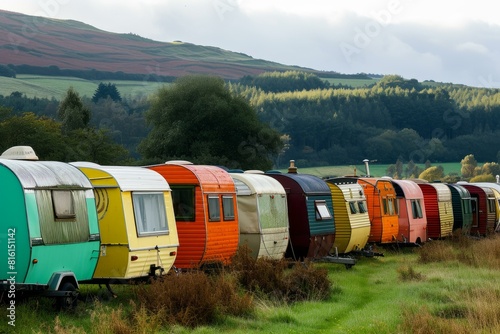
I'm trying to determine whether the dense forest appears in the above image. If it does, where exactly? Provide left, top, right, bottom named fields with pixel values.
left=1, top=71, right=500, bottom=168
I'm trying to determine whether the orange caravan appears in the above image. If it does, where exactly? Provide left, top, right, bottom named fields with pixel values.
left=357, top=177, right=399, bottom=244
left=148, top=161, right=239, bottom=269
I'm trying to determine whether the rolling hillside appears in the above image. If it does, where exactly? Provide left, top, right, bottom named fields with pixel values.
left=0, top=9, right=352, bottom=80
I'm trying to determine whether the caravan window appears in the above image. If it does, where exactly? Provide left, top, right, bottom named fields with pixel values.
left=171, top=186, right=195, bottom=221
left=349, top=201, right=358, bottom=214
left=208, top=195, right=221, bottom=221
left=383, top=198, right=396, bottom=216
left=52, top=190, right=76, bottom=219
left=222, top=195, right=235, bottom=221
left=132, top=192, right=169, bottom=236
left=411, top=199, right=424, bottom=219
left=315, top=200, right=332, bottom=220
left=37, top=189, right=90, bottom=244
left=358, top=201, right=368, bottom=213
left=488, top=199, right=496, bottom=213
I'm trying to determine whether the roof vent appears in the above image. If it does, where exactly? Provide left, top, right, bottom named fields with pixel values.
left=0, top=146, right=39, bottom=161
left=164, top=160, right=193, bottom=165
left=245, top=170, right=265, bottom=174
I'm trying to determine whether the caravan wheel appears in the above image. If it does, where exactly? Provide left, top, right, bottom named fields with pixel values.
left=56, top=282, right=78, bottom=311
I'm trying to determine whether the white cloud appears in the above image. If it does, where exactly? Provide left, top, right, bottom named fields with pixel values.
left=456, top=42, right=489, bottom=54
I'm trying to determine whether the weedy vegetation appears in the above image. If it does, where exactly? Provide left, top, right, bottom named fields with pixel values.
left=3, top=235, right=499, bottom=334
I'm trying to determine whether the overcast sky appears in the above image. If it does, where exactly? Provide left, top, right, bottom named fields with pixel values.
left=3, top=0, right=500, bottom=88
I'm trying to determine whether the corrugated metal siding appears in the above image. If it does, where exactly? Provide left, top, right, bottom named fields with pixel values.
left=438, top=201, right=453, bottom=237
left=358, top=178, right=398, bottom=243
left=483, top=188, right=496, bottom=234
left=149, top=163, right=239, bottom=267
left=4, top=160, right=93, bottom=188
left=306, top=195, right=335, bottom=236
left=149, top=165, right=206, bottom=268
left=419, top=184, right=440, bottom=239
left=434, top=183, right=454, bottom=237
left=327, top=181, right=370, bottom=254
left=447, top=184, right=473, bottom=233
left=462, top=184, right=492, bottom=236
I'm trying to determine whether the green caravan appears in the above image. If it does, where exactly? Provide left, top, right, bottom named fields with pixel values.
left=0, top=147, right=100, bottom=308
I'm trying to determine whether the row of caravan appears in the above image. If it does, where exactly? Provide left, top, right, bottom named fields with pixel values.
left=1, top=147, right=499, bottom=305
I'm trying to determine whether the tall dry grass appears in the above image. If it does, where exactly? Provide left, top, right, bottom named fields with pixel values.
left=402, top=234, right=500, bottom=333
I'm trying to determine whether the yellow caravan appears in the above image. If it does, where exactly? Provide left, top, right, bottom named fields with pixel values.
left=325, top=177, right=371, bottom=254
left=72, top=163, right=179, bottom=281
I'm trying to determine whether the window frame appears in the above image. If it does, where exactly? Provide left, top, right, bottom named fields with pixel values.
left=132, top=191, right=169, bottom=237
left=52, top=190, right=76, bottom=220
left=315, top=200, right=332, bottom=220
left=207, top=195, right=221, bottom=222
left=222, top=195, right=235, bottom=221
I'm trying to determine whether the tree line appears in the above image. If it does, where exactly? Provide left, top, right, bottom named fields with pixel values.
left=1, top=71, right=500, bottom=171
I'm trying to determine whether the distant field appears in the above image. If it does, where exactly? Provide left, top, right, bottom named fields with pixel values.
left=324, top=78, right=378, bottom=88
left=279, top=162, right=465, bottom=178
left=0, top=75, right=383, bottom=100
left=0, top=75, right=168, bottom=99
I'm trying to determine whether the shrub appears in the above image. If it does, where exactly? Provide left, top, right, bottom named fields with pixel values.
left=417, top=240, right=456, bottom=263
left=134, top=271, right=253, bottom=328
left=230, top=246, right=332, bottom=303
left=282, top=261, right=331, bottom=302
left=397, top=265, right=425, bottom=282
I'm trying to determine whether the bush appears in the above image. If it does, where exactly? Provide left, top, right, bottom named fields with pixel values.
left=397, top=265, right=425, bottom=281
left=134, top=271, right=253, bottom=328
left=230, top=246, right=332, bottom=303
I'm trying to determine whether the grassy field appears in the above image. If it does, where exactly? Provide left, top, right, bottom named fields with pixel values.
left=0, top=75, right=381, bottom=100
left=279, top=162, right=465, bottom=178
left=0, top=75, right=168, bottom=99
left=3, top=236, right=499, bottom=333
left=324, top=78, right=378, bottom=88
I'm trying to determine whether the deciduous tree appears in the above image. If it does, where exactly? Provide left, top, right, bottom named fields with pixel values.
left=139, top=75, right=282, bottom=170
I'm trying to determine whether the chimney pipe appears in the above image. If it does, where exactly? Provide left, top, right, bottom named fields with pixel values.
left=363, top=159, right=370, bottom=177
left=288, top=160, right=297, bottom=174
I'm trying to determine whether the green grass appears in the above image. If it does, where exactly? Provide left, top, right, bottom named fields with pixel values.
left=5, top=237, right=499, bottom=333
left=324, top=78, right=379, bottom=88
left=0, top=75, right=380, bottom=100
left=279, top=162, right=466, bottom=178
left=0, top=75, right=168, bottom=99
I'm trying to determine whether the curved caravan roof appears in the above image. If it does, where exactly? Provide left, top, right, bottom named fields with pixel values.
left=272, top=172, right=332, bottom=195
left=1, top=159, right=93, bottom=189
left=71, top=162, right=170, bottom=191
left=150, top=163, right=234, bottom=191
left=231, top=172, right=287, bottom=196
left=391, top=180, right=424, bottom=199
